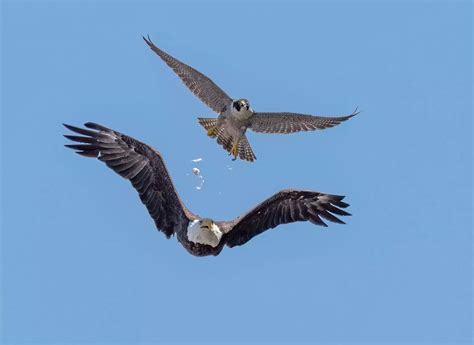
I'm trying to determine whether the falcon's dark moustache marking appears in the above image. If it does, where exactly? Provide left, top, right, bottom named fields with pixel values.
left=233, top=101, right=242, bottom=112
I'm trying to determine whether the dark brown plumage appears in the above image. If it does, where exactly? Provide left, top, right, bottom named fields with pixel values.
left=64, top=122, right=193, bottom=238
left=64, top=122, right=351, bottom=256
left=219, top=190, right=350, bottom=247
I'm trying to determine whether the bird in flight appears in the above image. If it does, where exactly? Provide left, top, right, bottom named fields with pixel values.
left=143, top=35, right=358, bottom=162
left=64, top=122, right=351, bottom=257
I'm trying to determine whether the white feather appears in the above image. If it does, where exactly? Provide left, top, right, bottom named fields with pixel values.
left=186, top=220, right=222, bottom=247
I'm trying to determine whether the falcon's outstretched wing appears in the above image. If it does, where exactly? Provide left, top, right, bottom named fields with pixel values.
left=221, top=190, right=350, bottom=247
left=64, top=122, right=195, bottom=238
left=143, top=35, right=233, bottom=114
left=249, top=108, right=359, bottom=134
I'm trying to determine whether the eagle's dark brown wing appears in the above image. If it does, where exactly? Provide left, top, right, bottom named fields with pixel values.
left=143, top=35, right=233, bottom=114
left=220, top=190, right=350, bottom=247
left=249, top=108, right=358, bottom=134
left=64, top=122, right=195, bottom=238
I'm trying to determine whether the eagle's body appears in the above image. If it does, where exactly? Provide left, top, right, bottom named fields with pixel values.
left=64, top=122, right=351, bottom=257
left=143, top=36, right=358, bottom=161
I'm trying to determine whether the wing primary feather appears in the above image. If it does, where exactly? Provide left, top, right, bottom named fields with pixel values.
left=326, top=194, right=345, bottom=201
left=319, top=210, right=345, bottom=224
left=99, top=148, right=125, bottom=155
left=98, top=151, right=128, bottom=161
left=223, top=190, right=351, bottom=248
left=76, top=150, right=99, bottom=158
left=97, top=135, right=116, bottom=144
left=63, top=135, right=95, bottom=143
left=63, top=124, right=98, bottom=137
left=84, top=122, right=113, bottom=132
left=331, top=200, right=350, bottom=208
left=64, top=122, right=195, bottom=239
left=65, top=144, right=97, bottom=151
left=308, top=214, right=328, bottom=227
left=325, top=204, right=351, bottom=216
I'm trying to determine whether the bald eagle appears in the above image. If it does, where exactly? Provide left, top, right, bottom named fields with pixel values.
left=64, top=122, right=351, bottom=256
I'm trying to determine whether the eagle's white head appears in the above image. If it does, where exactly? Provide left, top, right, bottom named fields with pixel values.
left=187, top=218, right=223, bottom=247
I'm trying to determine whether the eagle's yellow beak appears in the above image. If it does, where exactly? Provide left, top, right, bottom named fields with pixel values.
left=200, top=219, right=213, bottom=230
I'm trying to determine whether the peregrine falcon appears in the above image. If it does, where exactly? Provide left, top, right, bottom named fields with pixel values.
left=143, top=36, right=358, bottom=162
left=64, top=122, right=351, bottom=257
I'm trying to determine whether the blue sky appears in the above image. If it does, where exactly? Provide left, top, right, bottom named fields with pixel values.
left=1, top=1, right=472, bottom=344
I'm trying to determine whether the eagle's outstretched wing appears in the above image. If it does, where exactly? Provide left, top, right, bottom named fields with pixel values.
left=64, top=122, right=195, bottom=238
left=143, top=35, right=233, bottom=114
left=249, top=108, right=359, bottom=134
left=220, top=190, right=350, bottom=247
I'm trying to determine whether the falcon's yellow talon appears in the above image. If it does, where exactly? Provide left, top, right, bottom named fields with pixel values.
left=207, top=126, right=218, bottom=137
left=231, top=143, right=239, bottom=158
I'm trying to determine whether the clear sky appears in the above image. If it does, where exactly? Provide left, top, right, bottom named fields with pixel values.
left=1, top=1, right=472, bottom=344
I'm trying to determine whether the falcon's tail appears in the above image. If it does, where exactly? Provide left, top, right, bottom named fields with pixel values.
left=198, top=118, right=256, bottom=162
left=215, top=127, right=256, bottom=162
left=237, top=135, right=257, bottom=162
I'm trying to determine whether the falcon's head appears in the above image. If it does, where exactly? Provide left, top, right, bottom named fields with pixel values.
left=233, top=99, right=251, bottom=112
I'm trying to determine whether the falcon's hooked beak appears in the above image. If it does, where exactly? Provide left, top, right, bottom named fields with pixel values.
left=240, top=99, right=249, bottom=110
left=199, top=218, right=214, bottom=230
